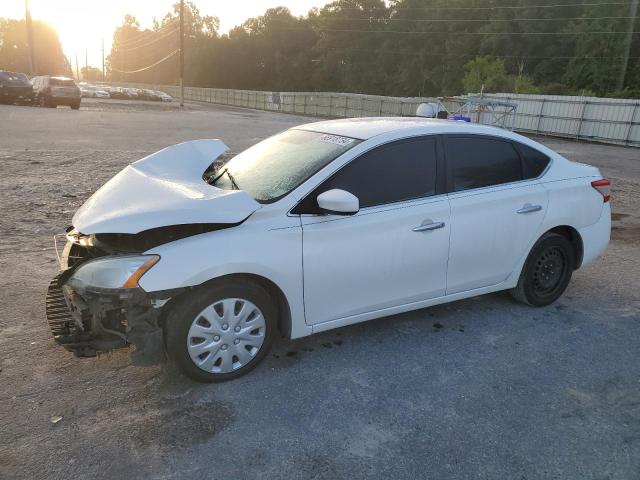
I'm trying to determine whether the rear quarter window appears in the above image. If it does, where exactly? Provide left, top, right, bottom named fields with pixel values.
left=518, top=144, right=551, bottom=179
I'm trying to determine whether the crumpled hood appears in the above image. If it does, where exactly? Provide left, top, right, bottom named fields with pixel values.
left=73, top=139, right=260, bottom=234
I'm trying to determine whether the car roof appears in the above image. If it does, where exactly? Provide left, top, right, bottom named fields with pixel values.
left=295, top=117, right=523, bottom=141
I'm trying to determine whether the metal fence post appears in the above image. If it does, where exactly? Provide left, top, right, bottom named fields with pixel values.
left=535, top=99, right=546, bottom=135
left=576, top=100, right=588, bottom=140
left=624, top=103, right=639, bottom=146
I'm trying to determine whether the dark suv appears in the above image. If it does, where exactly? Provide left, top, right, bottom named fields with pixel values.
left=32, top=76, right=81, bottom=109
left=0, top=71, right=34, bottom=105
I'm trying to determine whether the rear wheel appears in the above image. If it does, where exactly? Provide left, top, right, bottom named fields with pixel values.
left=510, top=233, right=575, bottom=306
left=40, top=95, right=55, bottom=108
left=165, top=280, right=276, bottom=383
left=71, top=101, right=80, bottom=110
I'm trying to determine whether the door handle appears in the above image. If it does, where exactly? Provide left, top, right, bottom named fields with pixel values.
left=412, top=221, right=445, bottom=232
left=517, top=204, right=542, bottom=214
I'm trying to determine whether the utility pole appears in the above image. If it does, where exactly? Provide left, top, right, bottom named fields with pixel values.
left=102, top=37, right=105, bottom=82
left=24, top=0, right=36, bottom=75
left=85, top=48, right=88, bottom=80
left=618, top=0, right=639, bottom=90
left=179, top=0, right=185, bottom=107
left=75, top=52, right=79, bottom=81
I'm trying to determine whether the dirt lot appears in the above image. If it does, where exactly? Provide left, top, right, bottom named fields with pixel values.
left=1, top=99, right=639, bottom=480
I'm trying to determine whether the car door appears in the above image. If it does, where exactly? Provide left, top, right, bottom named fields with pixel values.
left=295, top=136, right=451, bottom=325
left=444, top=135, right=549, bottom=294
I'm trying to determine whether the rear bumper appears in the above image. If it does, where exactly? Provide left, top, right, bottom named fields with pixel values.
left=51, top=96, right=80, bottom=105
left=578, top=202, right=611, bottom=266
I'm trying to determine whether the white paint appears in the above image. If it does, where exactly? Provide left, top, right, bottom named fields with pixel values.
left=72, top=139, right=260, bottom=234
left=70, top=118, right=610, bottom=340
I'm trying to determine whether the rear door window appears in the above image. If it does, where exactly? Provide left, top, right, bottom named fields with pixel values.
left=444, top=136, right=523, bottom=192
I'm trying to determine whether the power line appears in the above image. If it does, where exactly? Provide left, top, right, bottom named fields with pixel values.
left=110, top=49, right=179, bottom=74
left=325, top=47, right=640, bottom=62
left=321, top=16, right=637, bottom=23
left=299, top=28, right=639, bottom=35
left=113, top=28, right=177, bottom=52
left=114, top=19, right=178, bottom=48
left=328, top=1, right=634, bottom=11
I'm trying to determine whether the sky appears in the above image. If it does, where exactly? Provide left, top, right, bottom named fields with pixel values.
left=1, top=0, right=326, bottom=71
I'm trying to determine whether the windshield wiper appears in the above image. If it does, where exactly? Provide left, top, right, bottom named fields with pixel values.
left=210, top=168, right=240, bottom=190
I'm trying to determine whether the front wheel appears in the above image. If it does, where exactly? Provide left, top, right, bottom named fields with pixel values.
left=164, top=280, right=277, bottom=382
left=510, top=233, right=575, bottom=307
left=70, top=101, right=80, bottom=110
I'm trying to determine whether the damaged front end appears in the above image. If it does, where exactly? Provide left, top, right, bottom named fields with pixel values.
left=45, top=139, right=259, bottom=365
left=46, top=229, right=182, bottom=365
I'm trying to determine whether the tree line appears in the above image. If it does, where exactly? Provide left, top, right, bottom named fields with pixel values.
left=0, top=18, right=71, bottom=76
left=107, top=0, right=639, bottom=98
left=1, top=1, right=638, bottom=97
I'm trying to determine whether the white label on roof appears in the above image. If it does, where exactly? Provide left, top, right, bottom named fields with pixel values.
left=319, top=134, right=355, bottom=147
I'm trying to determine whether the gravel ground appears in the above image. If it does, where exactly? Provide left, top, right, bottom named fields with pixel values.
left=0, top=99, right=638, bottom=480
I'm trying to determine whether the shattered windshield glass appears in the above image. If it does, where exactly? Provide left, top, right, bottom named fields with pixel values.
left=210, top=129, right=361, bottom=203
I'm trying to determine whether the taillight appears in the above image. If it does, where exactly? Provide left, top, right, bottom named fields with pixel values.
left=591, top=179, right=610, bottom=202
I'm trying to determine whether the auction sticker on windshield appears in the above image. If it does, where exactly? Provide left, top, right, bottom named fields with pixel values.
left=319, top=134, right=355, bottom=147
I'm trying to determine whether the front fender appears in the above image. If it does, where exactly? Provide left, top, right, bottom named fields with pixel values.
left=138, top=212, right=311, bottom=338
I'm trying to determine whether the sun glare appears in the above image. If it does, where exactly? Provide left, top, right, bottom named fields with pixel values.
left=23, top=0, right=118, bottom=67
left=4, top=0, right=327, bottom=70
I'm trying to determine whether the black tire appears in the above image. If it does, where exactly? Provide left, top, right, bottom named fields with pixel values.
left=164, top=279, right=277, bottom=383
left=71, top=101, right=80, bottom=110
left=510, top=233, right=575, bottom=307
left=40, top=95, right=56, bottom=108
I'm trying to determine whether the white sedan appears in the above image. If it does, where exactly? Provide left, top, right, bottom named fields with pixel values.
left=47, top=118, right=611, bottom=382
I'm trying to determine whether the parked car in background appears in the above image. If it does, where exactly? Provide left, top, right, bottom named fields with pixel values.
left=0, top=71, right=34, bottom=105
left=32, top=76, right=81, bottom=109
left=155, top=90, right=173, bottom=102
left=124, top=88, right=140, bottom=100
left=46, top=118, right=611, bottom=382
left=80, top=85, right=110, bottom=99
left=134, top=88, right=158, bottom=101
left=105, top=87, right=130, bottom=99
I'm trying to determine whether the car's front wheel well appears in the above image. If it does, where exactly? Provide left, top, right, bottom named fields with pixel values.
left=546, top=225, right=583, bottom=269
left=158, top=273, right=291, bottom=339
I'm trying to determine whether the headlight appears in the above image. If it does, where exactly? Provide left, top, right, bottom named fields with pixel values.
left=65, top=229, right=95, bottom=247
left=68, top=255, right=160, bottom=290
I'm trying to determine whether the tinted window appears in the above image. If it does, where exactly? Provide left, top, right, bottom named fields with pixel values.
left=294, top=137, right=437, bottom=213
left=519, top=143, right=550, bottom=179
left=50, top=78, right=76, bottom=86
left=0, top=72, right=30, bottom=86
left=445, top=136, right=522, bottom=192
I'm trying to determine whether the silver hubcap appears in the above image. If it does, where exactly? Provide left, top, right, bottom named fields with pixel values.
left=187, top=298, right=266, bottom=374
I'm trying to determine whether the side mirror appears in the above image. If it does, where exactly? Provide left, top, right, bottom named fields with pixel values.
left=316, top=189, right=359, bottom=216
